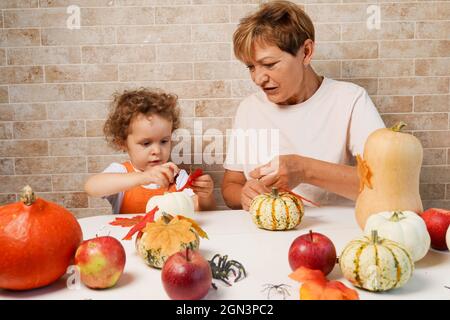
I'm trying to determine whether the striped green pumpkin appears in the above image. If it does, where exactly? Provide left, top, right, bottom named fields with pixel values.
left=249, top=188, right=304, bottom=231
left=339, top=230, right=414, bottom=292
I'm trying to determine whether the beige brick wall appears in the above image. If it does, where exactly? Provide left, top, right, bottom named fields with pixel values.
left=0, top=0, right=449, bottom=217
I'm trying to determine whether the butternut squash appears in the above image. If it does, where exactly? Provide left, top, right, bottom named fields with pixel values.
left=355, top=122, right=423, bottom=229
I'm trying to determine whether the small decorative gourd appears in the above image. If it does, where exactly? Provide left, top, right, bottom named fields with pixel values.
left=135, top=213, right=200, bottom=269
left=355, top=122, right=424, bottom=229
left=146, top=191, right=195, bottom=220
left=339, top=230, right=414, bottom=292
left=364, top=210, right=430, bottom=261
left=249, top=187, right=304, bottom=231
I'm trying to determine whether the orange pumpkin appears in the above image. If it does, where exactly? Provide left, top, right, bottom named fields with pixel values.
left=0, top=186, right=83, bottom=290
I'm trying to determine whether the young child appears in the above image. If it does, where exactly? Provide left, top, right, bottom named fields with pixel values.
left=84, top=88, right=216, bottom=214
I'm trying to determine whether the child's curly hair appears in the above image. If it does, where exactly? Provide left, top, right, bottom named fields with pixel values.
left=104, top=88, right=180, bottom=150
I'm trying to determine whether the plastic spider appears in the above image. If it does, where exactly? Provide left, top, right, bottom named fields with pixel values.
left=208, top=254, right=247, bottom=286
left=261, top=283, right=291, bottom=300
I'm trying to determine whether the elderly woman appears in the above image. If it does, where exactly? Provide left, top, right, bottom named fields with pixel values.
left=221, top=1, right=385, bottom=210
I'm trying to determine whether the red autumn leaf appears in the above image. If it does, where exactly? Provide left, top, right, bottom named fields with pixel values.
left=178, top=168, right=203, bottom=191
left=122, top=206, right=158, bottom=240
left=109, top=215, right=144, bottom=227
left=281, top=188, right=321, bottom=207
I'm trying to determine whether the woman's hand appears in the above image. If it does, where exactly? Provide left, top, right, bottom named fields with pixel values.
left=141, top=162, right=179, bottom=187
left=191, top=174, right=214, bottom=199
left=249, top=155, right=307, bottom=191
left=240, top=179, right=270, bottom=211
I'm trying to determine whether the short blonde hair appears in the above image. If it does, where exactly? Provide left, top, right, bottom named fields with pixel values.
left=233, top=1, right=315, bottom=64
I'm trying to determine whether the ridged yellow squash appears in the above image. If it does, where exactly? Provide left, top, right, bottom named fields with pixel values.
left=355, top=122, right=423, bottom=229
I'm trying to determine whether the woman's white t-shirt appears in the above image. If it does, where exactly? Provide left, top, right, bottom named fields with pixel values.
left=223, top=77, right=385, bottom=205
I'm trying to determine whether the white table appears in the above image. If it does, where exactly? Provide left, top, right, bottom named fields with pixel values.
left=1, top=206, right=449, bottom=300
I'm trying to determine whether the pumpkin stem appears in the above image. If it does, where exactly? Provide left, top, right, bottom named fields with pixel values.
left=271, top=187, right=279, bottom=198
left=371, top=230, right=380, bottom=244
left=389, top=211, right=403, bottom=222
left=186, top=248, right=190, bottom=262
left=161, top=212, right=172, bottom=224
left=391, top=121, right=407, bottom=132
left=20, top=185, right=36, bottom=206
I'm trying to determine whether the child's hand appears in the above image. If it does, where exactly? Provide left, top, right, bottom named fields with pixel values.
left=141, top=162, right=179, bottom=187
left=190, top=174, right=214, bottom=199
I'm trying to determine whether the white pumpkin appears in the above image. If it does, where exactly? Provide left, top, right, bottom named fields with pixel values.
left=446, top=226, right=450, bottom=251
left=145, top=191, right=195, bottom=220
left=364, top=210, right=430, bottom=262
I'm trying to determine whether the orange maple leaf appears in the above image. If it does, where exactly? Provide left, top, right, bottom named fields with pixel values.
left=141, top=216, right=197, bottom=256
left=356, top=154, right=372, bottom=192
left=176, top=215, right=209, bottom=239
left=289, top=266, right=359, bottom=300
left=289, top=266, right=327, bottom=283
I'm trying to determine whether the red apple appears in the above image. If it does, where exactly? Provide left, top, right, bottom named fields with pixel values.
left=421, top=208, right=450, bottom=250
left=288, top=230, right=337, bottom=275
left=75, top=236, right=126, bottom=289
left=446, top=226, right=450, bottom=251
left=161, top=248, right=212, bottom=300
